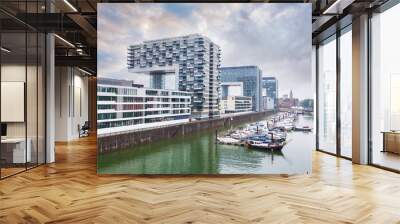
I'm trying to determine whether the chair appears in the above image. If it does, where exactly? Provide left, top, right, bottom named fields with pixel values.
left=79, top=121, right=90, bottom=138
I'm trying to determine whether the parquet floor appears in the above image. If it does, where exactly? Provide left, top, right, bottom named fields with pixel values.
left=1, top=135, right=400, bottom=223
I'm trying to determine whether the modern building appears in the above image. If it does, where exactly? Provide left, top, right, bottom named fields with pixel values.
left=220, top=66, right=262, bottom=112
left=127, top=34, right=221, bottom=120
left=220, top=82, right=252, bottom=114
left=221, top=96, right=252, bottom=114
left=97, top=78, right=191, bottom=134
left=221, top=82, right=244, bottom=98
left=262, top=77, right=278, bottom=111
left=263, top=97, right=275, bottom=111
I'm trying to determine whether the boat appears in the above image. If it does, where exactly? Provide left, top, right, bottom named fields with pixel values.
left=247, top=135, right=273, bottom=143
left=294, top=126, right=312, bottom=132
left=217, top=137, right=242, bottom=145
left=230, top=130, right=253, bottom=140
left=215, top=114, right=293, bottom=150
left=247, top=140, right=285, bottom=150
left=267, top=132, right=286, bottom=142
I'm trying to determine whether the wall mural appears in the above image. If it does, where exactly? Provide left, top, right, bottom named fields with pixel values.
left=97, top=3, right=313, bottom=174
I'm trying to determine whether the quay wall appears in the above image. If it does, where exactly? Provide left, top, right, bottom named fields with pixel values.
left=98, top=111, right=274, bottom=154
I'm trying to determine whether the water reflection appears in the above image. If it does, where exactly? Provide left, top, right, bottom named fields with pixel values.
left=98, top=115, right=314, bottom=174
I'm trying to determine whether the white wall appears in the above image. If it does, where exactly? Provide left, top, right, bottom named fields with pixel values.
left=1, top=82, right=24, bottom=123
left=1, top=65, right=42, bottom=138
left=55, top=67, right=89, bottom=141
left=1, top=63, right=46, bottom=164
left=1, top=65, right=26, bottom=139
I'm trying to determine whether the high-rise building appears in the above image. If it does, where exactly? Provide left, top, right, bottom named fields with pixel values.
left=127, top=34, right=221, bottom=120
left=262, top=77, right=278, bottom=111
left=220, top=66, right=262, bottom=112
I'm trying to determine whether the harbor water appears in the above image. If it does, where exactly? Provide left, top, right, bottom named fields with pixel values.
left=98, top=114, right=314, bottom=174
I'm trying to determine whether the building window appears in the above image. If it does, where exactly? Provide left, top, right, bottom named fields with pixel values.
left=370, top=4, right=400, bottom=171
left=339, top=27, right=352, bottom=158
left=317, top=35, right=337, bottom=154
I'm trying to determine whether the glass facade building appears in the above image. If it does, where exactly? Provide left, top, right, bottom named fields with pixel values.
left=220, top=66, right=262, bottom=112
left=262, top=77, right=278, bottom=111
left=127, top=34, right=221, bottom=120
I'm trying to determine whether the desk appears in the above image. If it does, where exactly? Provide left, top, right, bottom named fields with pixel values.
left=1, top=138, right=31, bottom=164
left=382, top=131, right=400, bottom=154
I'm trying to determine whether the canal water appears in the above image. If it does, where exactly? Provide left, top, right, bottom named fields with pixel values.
left=98, top=114, right=314, bottom=174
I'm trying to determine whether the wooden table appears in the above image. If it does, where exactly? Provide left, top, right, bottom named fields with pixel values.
left=381, top=131, right=400, bottom=154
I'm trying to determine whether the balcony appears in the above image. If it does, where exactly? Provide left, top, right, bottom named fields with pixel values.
left=193, top=98, right=204, bottom=104
left=193, top=85, right=204, bottom=91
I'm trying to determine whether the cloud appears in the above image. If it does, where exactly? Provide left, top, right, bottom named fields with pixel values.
left=98, top=3, right=312, bottom=99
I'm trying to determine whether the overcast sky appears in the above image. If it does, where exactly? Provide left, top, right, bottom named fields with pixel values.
left=98, top=3, right=312, bottom=99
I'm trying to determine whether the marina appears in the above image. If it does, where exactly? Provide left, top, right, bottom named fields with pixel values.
left=217, top=112, right=311, bottom=151
left=98, top=113, right=314, bottom=174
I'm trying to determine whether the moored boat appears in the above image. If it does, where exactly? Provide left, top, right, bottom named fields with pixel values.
left=217, top=137, right=242, bottom=145
left=247, top=140, right=285, bottom=150
left=294, top=126, right=312, bottom=132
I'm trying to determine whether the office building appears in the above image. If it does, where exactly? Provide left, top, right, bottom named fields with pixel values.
left=220, top=66, right=262, bottom=112
left=221, top=96, right=252, bottom=114
left=221, top=82, right=244, bottom=98
left=97, top=78, right=191, bottom=134
left=262, top=77, right=278, bottom=111
left=220, top=82, right=252, bottom=114
left=127, top=34, right=221, bottom=120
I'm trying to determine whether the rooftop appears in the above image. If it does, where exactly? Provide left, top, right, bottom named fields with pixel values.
left=129, top=34, right=220, bottom=48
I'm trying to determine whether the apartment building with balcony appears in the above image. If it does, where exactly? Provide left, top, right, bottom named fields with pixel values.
left=127, top=34, right=221, bottom=120
left=97, top=78, right=191, bottom=135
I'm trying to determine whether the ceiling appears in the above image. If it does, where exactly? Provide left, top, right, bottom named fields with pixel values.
left=0, top=0, right=394, bottom=75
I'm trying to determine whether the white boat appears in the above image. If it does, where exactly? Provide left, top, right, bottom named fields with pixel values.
left=217, top=137, right=241, bottom=144
left=294, top=126, right=312, bottom=132
left=247, top=141, right=285, bottom=150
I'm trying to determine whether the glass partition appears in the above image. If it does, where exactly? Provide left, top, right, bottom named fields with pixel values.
left=27, top=31, right=38, bottom=169
left=1, top=30, right=28, bottom=177
left=317, top=35, right=337, bottom=154
left=0, top=2, right=46, bottom=179
left=37, top=32, right=45, bottom=165
left=371, top=3, right=400, bottom=171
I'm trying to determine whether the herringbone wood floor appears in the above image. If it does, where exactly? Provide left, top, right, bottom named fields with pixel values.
left=1, top=136, right=400, bottom=224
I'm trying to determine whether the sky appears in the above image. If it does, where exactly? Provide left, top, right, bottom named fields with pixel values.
left=98, top=3, right=313, bottom=99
